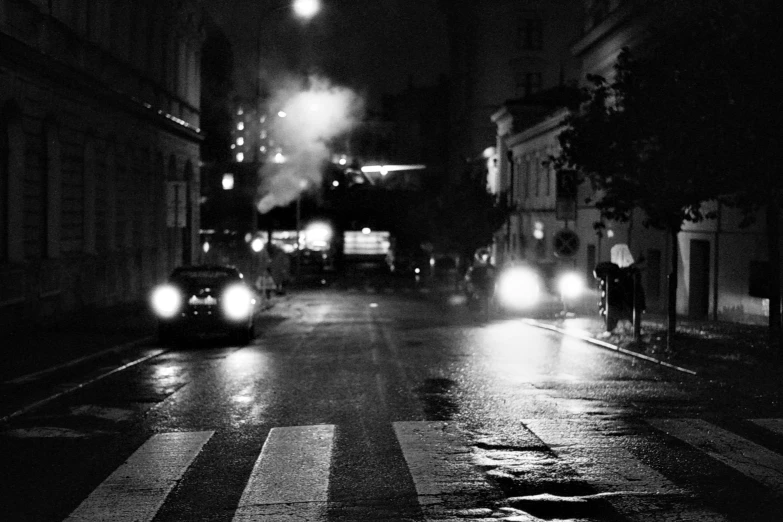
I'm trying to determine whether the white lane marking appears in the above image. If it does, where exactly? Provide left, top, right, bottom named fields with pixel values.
left=65, top=431, right=213, bottom=522
left=650, top=418, right=783, bottom=493
left=525, top=419, right=727, bottom=521
left=751, top=418, right=783, bottom=436
left=232, top=424, right=334, bottom=522
left=393, top=421, right=493, bottom=499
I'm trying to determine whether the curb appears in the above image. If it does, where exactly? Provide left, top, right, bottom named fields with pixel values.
left=3, top=335, right=155, bottom=386
left=524, top=319, right=698, bottom=376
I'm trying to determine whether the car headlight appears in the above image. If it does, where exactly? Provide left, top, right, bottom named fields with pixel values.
left=151, top=285, right=182, bottom=318
left=496, top=267, right=541, bottom=309
left=557, top=272, right=584, bottom=300
left=222, top=284, right=253, bottom=320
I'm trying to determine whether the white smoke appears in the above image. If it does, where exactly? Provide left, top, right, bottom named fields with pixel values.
left=256, top=75, right=365, bottom=214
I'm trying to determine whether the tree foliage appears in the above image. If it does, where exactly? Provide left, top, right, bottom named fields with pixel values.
left=553, top=0, right=783, bottom=348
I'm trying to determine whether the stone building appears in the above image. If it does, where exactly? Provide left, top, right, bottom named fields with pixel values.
left=1, top=0, right=205, bottom=329
left=492, top=0, right=778, bottom=324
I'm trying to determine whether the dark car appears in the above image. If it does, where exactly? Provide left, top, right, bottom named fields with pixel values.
left=150, top=265, right=257, bottom=345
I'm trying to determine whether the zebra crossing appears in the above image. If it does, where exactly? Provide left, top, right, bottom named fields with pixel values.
left=61, top=418, right=783, bottom=521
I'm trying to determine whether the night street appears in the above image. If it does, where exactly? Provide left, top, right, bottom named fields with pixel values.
left=2, top=272, right=783, bottom=521
left=3, top=1, right=783, bottom=520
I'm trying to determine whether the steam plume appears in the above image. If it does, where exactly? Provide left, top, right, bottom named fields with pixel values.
left=256, top=75, right=364, bottom=214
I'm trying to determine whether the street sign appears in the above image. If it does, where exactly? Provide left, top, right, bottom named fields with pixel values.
left=554, top=229, right=580, bottom=258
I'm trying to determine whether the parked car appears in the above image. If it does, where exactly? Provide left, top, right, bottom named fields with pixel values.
left=150, top=265, right=257, bottom=345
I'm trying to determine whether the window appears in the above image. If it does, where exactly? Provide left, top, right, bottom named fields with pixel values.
left=515, top=71, right=542, bottom=98
left=518, top=17, right=543, bottom=50
left=43, top=121, right=62, bottom=259
left=1, top=117, right=8, bottom=261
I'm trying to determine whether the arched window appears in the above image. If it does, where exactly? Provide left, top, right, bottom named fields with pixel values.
left=1, top=109, right=9, bottom=262
left=106, top=144, right=117, bottom=252
left=83, top=138, right=97, bottom=254
left=43, top=119, right=62, bottom=259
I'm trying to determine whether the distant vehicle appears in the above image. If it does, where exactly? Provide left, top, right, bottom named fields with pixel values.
left=150, top=265, right=257, bottom=345
left=490, top=262, right=586, bottom=317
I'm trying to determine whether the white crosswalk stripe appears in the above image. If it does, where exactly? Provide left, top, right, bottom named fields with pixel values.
left=64, top=431, right=214, bottom=522
left=524, top=419, right=729, bottom=521
left=752, top=417, right=783, bottom=436
left=56, top=418, right=783, bottom=521
left=649, top=418, right=783, bottom=494
left=393, top=421, right=494, bottom=497
left=232, top=424, right=335, bottom=522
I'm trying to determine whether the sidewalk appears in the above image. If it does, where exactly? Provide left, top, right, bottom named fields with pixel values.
left=530, top=312, right=783, bottom=397
left=2, top=302, right=157, bottom=383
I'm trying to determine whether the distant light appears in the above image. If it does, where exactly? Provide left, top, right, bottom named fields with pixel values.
left=369, top=302, right=378, bottom=308
left=482, top=146, right=496, bottom=159
left=293, top=0, right=320, bottom=19
left=380, top=166, right=388, bottom=176
left=362, top=227, right=371, bottom=234
left=260, top=146, right=267, bottom=153
left=202, top=241, right=210, bottom=254
left=237, top=122, right=244, bottom=130
left=534, top=221, right=544, bottom=240
left=251, top=238, right=264, bottom=252
left=236, top=137, right=244, bottom=146
left=237, top=108, right=243, bottom=115
left=607, top=229, right=615, bottom=238
left=277, top=111, right=287, bottom=118
left=305, top=222, right=333, bottom=243
left=332, top=180, right=339, bottom=187
left=231, top=144, right=236, bottom=149
left=338, top=156, right=347, bottom=165
left=299, top=179, right=309, bottom=189
left=222, top=173, right=235, bottom=190
left=236, top=152, right=244, bottom=162
left=273, top=152, right=286, bottom=164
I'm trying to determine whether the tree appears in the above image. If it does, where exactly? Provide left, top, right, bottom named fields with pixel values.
left=553, top=49, right=728, bottom=348
left=687, top=0, right=783, bottom=351
left=554, top=0, right=783, bottom=350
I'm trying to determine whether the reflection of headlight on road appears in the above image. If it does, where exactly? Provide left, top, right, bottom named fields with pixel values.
left=222, top=285, right=253, bottom=320
left=151, top=285, right=181, bottom=318
left=496, top=268, right=540, bottom=309
left=557, top=272, right=584, bottom=299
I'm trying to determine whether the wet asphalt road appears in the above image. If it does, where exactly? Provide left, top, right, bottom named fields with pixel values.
left=2, top=274, right=783, bottom=521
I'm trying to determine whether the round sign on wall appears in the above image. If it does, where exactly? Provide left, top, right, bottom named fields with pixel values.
left=554, top=229, right=580, bottom=257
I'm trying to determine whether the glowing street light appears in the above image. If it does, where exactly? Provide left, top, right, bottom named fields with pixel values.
left=222, top=173, right=235, bottom=190
left=293, top=0, right=320, bottom=19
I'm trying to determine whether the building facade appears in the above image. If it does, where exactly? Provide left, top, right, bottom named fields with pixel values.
left=492, top=0, right=778, bottom=324
left=1, top=0, right=205, bottom=329
left=439, top=0, right=584, bottom=181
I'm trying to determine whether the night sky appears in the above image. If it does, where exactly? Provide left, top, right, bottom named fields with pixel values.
left=204, top=0, right=449, bottom=106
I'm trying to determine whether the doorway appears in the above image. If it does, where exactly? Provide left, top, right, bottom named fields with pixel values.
left=688, top=239, right=710, bottom=319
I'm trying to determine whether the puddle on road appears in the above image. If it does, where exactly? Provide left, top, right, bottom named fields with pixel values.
left=415, top=377, right=458, bottom=420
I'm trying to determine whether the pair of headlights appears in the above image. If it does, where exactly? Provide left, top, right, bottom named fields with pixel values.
left=495, top=268, right=585, bottom=309
left=151, top=284, right=254, bottom=321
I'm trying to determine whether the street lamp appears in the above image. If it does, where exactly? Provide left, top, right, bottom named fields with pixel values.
left=293, top=0, right=321, bottom=20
